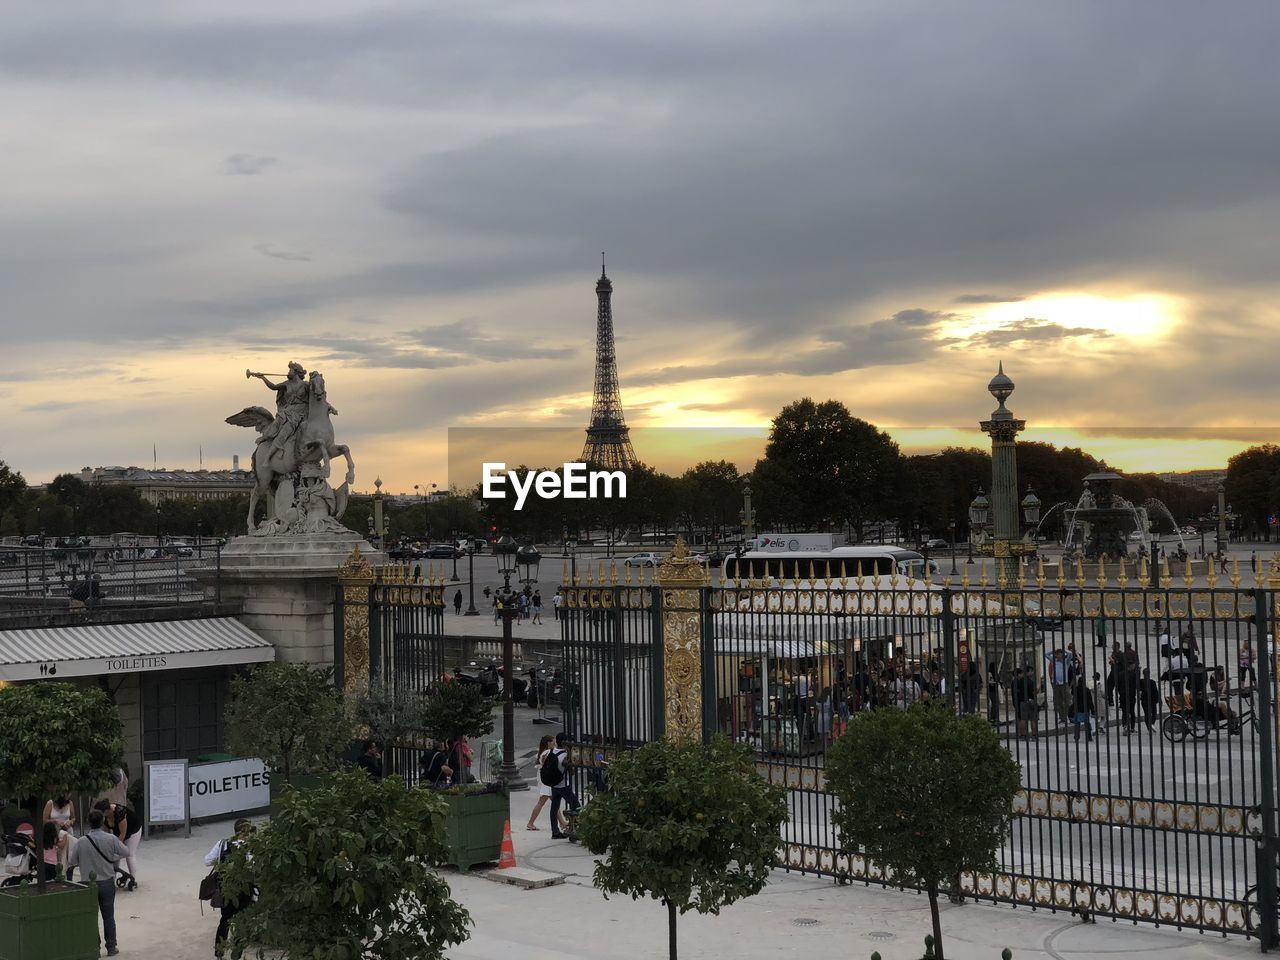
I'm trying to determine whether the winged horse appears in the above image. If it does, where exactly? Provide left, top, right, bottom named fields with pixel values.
left=225, top=371, right=355, bottom=532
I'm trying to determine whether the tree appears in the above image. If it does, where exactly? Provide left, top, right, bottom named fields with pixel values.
left=754, top=399, right=901, bottom=539
left=824, top=703, right=1021, bottom=959
left=221, top=768, right=471, bottom=959
left=0, top=459, right=27, bottom=531
left=0, top=682, right=123, bottom=891
left=351, top=680, right=427, bottom=776
left=418, top=680, right=496, bottom=745
left=576, top=736, right=788, bottom=960
left=224, top=663, right=351, bottom=783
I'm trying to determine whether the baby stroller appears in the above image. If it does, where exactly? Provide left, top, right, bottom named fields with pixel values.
left=1, top=831, right=36, bottom=887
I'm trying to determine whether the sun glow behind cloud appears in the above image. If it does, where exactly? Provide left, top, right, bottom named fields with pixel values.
left=942, top=292, right=1183, bottom=344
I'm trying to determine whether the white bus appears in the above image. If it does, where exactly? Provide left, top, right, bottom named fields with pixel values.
left=722, top=545, right=938, bottom=582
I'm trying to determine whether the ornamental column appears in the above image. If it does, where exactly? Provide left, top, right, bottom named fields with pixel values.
left=979, top=364, right=1028, bottom=585
left=656, top=537, right=710, bottom=743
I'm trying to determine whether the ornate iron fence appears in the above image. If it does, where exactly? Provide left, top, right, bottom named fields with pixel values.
left=557, top=546, right=1280, bottom=942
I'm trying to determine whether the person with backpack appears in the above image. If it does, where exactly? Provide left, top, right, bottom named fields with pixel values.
left=526, top=735, right=568, bottom=833
left=203, top=818, right=256, bottom=957
left=545, top=732, right=581, bottom=839
left=68, top=808, right=128, bottom=956
left=419, top=740, right=453, bottom=787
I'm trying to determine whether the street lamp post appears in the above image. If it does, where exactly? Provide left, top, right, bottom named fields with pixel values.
left=949, top=519, right=958, bottom=576
left=493, top=537, right=538, bottom=791
left=968, top=489, right=989, bottom=566
left=450, top=529, right=460, bottom=582
left=464, top=544, right=479, bottom=615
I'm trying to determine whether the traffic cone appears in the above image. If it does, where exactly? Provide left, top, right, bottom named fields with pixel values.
left=498, top=819, right=518, bottom=869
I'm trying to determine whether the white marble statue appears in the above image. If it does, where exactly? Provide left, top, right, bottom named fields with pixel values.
left=226, top=364, right=355, bottom=534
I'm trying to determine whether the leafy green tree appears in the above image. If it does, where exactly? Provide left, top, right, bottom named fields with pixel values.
left=1226, top=445, right=1280, bottom=534
left=824, top=703, right=1021, bottom=959
left=418, top=680, right=496, bottom=745
left=225, top=663, right=350, bottom=783
left=351, top=681, right=427, bottom=776
left=0, top=682, right=123, bottom=891
left=754, top=398, right=901, bottom=539
left=0, top=459, right=27, bottom=532
left=221, top=769, right=470, bottom=959
left=577, top=736, right=788, bottom=960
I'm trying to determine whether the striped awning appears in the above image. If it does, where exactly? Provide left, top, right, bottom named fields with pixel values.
left=0, top=617, right=274, bottom=681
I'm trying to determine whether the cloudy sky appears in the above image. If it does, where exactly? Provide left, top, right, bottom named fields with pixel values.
left=2, top=0, right=1278, bottom=492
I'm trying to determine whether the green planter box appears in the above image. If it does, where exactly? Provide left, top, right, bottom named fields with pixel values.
left=269, top=773, right=327, bottom=818
left=440, top=790, right=511, bottom=872
left=0, top=882, right=100, bottom=960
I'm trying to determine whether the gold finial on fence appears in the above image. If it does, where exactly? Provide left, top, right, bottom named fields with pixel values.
left=1116, top=557, right=1129, bottom=588
left=623, top=562, right=633, bottom=585
left=961, top=563, right=971, bottom=590
left=747, top=561, right=757, bottom=585
left=890, top=563, right=900, bottom=590
left=1073, top=556, right=1086, bottom=589
left=1159, top=554, right=1171, bottom=588
left=904, top=561, right=915, bottom=587
left=1015, top=557, right=1026, bottom=590
left=1096, top=556, right=1107, bottom=589
left=1137, top=555, right=1150, bottom=588
left=979, top=559, right=990, bottom=588
left=1036, top=555, right=1046, bottom=590
left=854, top=561, right=865, bottom=590
left=839, top=561, right=848, bottom=588
left=823, top=561, right=833, bottom=588
left=610, top=560, right=619, bottom=585
left=1205, top=557, right=1218, bottom=588
left=808, top=560, right=816, bottom=585
left=996, top=563, right=1009, bottom=591
left=1182, top=556, right=1194, bottom=588
left=562, top=561, right=570, bottom=586
left=1230, top=557, right=1241, bottom=589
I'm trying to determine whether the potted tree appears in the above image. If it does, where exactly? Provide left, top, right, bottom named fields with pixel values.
left=351, top=679, right=425, bottom=778
left=576, top=736, right=787, bottom=960
left=221, top=768, right=471, bottom=958
left=224, top=662, right=351, bottom=815
left=417, top=681, right=503, bottom=871
left=0, top=682, right=124, bottom=960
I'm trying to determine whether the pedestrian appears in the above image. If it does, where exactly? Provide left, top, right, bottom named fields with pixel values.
left=1139, top=667, right=1161, bottom=731
left=356, top=740, right=383, bottom=781
left=419, top=739, right=453, bottom=787
left=43, top=794, right=77, bottom=878
left=106, top=765, right=129, bottom=807
left=1014, top=666, right=1038, bottom=738
left=553, top=589, right=563, bottom=621
left=69, top=808, right=127, bottom=956
left=1071, top=674, right=1094, bottom=742
left=204, top=818, right=256, bottom=958
left=986, top=661, right=1001, bottom=725
left=548, top=733, right=581, bottom=839
left=448, top=736, right=474, bottom=784
left=1240, top=641, right=1256, bottom=688
left=453, top=589, right=462, bottom=615
left=1252, top=551, right=1258, bottom=574
left=526, top=736, right=566, bottom=833
left=1091, top=671, right=1109, bottom=733
left=93, top=799, right=140, bottom=888
left=532, top=590, right=543, bottom=624
left=1094, top=613, right=1107, bottom=648
left=492, top=594, right=501, bottom=625
left=1045, top=649, right=1071, bottom=727
left=40, top=822, right=66, bottom=882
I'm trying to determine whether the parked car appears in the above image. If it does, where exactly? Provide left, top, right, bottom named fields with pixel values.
left=425, top=543, right=461, bottom=559
left=923, top=538, right=949, bottom=550
left=624, top=552, right=663, bottom=567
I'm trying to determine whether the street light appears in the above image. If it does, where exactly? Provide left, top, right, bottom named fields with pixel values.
left=492, top=536, right=530, bottom=791
left=949, top=519, right=958, bottom=575
left=464, top=541, right=479, bottom=616
left=968, top=488, right=989, bottom=565
left=1020, top=485, right=1041, bottom=528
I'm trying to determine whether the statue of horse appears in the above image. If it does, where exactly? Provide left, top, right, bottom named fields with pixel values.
left=225, top=371, right=355, bottom=533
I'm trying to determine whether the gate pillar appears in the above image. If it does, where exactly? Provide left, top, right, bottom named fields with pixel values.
left=336, top=546, right=376, bottom=694
left=656, top=537, right=709, bottom=743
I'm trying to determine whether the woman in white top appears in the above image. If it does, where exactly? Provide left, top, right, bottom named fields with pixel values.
left=43, top=795, right=77, bottom=876
left=525, top=736, right=567, bottom=833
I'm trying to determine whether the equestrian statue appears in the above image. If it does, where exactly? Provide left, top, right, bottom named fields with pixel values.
left=225, top=363, right=356, bottom=535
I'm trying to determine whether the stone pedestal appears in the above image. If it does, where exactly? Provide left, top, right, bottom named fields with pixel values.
left=191, top=533, right=383, bottom=666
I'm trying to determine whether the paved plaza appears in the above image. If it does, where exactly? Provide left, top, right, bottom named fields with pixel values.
left=94, top=705, right=1259, bottom=960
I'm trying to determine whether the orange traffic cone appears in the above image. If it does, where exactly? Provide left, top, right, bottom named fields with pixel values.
left=498, top=819, right=518, bottom=869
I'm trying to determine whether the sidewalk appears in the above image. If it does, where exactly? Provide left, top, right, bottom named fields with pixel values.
left=113, top=770, right=1257, bottom=960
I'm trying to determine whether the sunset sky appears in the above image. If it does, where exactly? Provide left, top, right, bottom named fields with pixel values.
left=2, top=1, right=1278, bottom=493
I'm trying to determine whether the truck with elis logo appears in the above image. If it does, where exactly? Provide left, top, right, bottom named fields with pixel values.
left=744, top=533, right=835, bottom=553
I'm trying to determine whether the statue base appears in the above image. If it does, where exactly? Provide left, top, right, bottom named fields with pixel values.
left=192, top=532, right=383, bottom=666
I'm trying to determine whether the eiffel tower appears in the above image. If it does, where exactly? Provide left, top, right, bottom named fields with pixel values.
left=580, top=257, right=638, bottom=470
